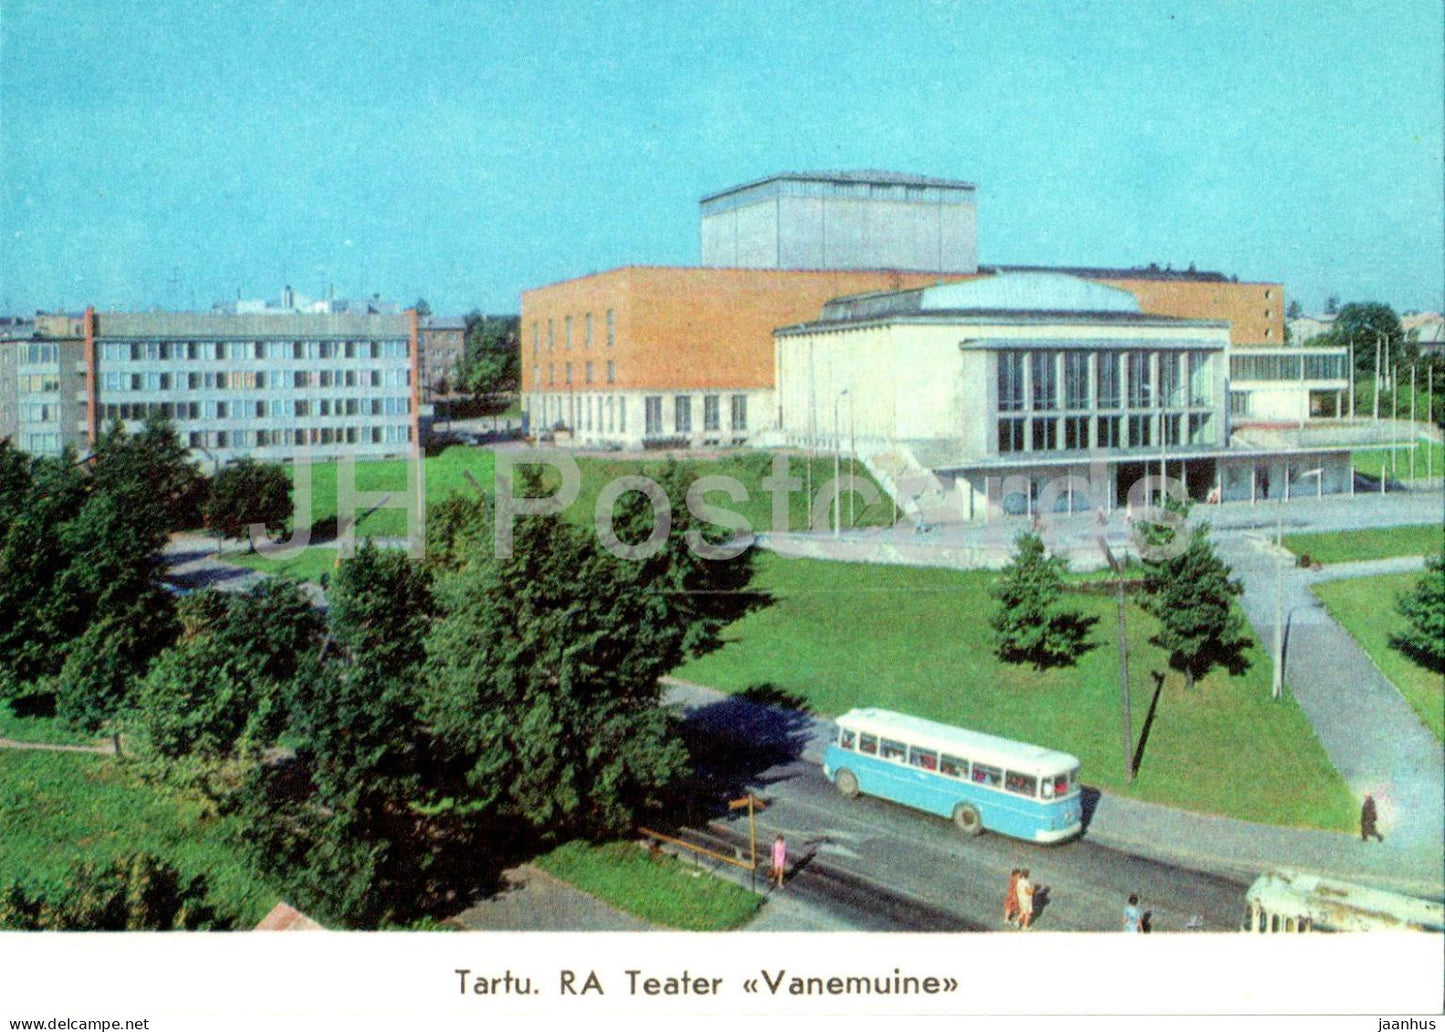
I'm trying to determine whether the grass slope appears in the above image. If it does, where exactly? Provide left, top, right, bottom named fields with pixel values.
left=0, top=747, right=278, bottom=926
left=1282, top=524, right=1443, bottom=565
left=676, top=554, right=1357, bottom=831
left=1312, top=573, right=1444, bottom=743
left=534, top=840, right=761, bottom=930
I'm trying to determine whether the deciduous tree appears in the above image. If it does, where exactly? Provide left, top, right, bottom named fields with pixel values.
left=1393, top=549, right=1445, bottom=673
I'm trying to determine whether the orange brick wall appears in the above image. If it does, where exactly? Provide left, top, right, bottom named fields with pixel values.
left=521, top=267, right=1285, bottom=394
left=521, top=266, right=969, bottom=393
left=1101, top=277, right=1284, bottom=347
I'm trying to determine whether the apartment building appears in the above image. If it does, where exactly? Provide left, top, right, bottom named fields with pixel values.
left=1, top=308, right=419, bottom=463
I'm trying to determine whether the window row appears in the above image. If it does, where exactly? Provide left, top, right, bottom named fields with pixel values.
left=20, top=431, right=63, bottom=455
left=836, top=728, right=1074, bottom=800
left=997, top=412, right=1215, bottom=453
left=100, top=340, right=408, bottom=363
left=1229, top=352, right=1348, bottom=382
left=19, top=402, right=60, bottom=423
left=187, top=425, right=413, bottom=450
left=542, top=360, right=616, bottom=387
left=534, top=310, right=616, bottom=354
left=102, top=397, right=410, bottom=423
left=998, top=350, right=1213, bottom=413
left=536, top=393, right=629, bottom=435
left=644, top=394, right=749, bottom=435
left=18, top=344, right=60, bottom=365
left=18, top=375, right=60, bottom=393
left=100, top=368, right=406, bottom=392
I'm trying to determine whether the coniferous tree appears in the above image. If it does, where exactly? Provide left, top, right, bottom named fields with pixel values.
left=1138, top=515, right=1249, bottom=690
left=990, top=532, right=1094, bottom=669
left=1393, top=549, right=1445, bottom=673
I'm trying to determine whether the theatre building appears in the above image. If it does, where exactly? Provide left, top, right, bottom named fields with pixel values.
left=772, top=272, right=1353, bottom=520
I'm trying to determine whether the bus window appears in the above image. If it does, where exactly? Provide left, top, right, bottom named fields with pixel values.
left=880, top=738, right=907, bottom=762
left=1044, top=773, right=1072, bottom=798
left=859, top=734, right=878, bottom=755
left=972, top=763, right=1002, bottom=787
left=1005, top=771, right=1038, bottom=797
left=940, top=754, right=968, bottom=779
left=908, top=747, right=938, bottom=771
left=839, top=729, right=856, bottom=750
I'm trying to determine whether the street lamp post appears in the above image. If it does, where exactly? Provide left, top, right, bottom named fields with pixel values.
left=1272, top=467, right=1322, bottom=701
left=833, top=389, right=849, bottom=539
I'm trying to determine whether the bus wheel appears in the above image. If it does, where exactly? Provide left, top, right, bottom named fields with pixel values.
left=953, top=803, right=983, bottom=836
left=835, top=770, right=859, bottom=799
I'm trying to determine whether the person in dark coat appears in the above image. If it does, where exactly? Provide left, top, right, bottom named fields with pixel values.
left=1360, top=793, right=1383, bottom=842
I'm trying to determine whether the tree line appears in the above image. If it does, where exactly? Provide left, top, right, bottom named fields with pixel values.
left=0, top=416, right=754, bottom=929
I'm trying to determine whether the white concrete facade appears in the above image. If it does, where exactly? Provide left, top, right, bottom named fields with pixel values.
left=526, top=387, right=775, bottom=450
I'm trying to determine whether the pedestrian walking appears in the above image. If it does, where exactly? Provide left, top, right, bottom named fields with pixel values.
left=1016, top=869, right=1035, bottom=930
left=1123, top=894, right=1142, bottom=933
left=770, top=834, right=788, bottom=887
left=1360, top=794, right=1384, bottom=842
left=1004, top=868, right=1020, bottom=927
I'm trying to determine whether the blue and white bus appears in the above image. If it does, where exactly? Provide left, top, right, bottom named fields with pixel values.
left=822, top=708, right=1083, bottom=843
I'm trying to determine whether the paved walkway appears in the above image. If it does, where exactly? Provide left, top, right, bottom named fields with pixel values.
left=1216, top=533, right=1444, bottom=853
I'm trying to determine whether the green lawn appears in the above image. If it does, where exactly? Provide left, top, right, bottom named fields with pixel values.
left=1313, top=573, right=1444, bottom=742
left=0, top=747, right=279, bottom=927
left=224, top=544, right=347, bottom=584
left=231, top=448, right=897, bottom=581
left=0, top=698, right=98, bottom=747
left=1353, top=448, right=1442, bottom=483
left=675, top=554, right=1358, bottom=832
left=1282, top=524, right=1443, bottom=565
left=533, top=840, right=762, bottom=930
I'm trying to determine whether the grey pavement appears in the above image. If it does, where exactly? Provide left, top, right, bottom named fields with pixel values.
left=449, top=863, right=650, bottom=932
left=1216, top=531, right=1444, bottom=854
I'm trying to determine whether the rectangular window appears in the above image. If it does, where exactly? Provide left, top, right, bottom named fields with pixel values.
left=1004, top=770, right=1038, bottom=797
left=1159, top=353, right=1183, bottom=407
left=997, top=352, right=1025, bottom=412
left=547, top=320, right=554, bottom=350
left=1064, top=415, right=1089, bottom=449
left=564, top=363, right=572, bottom=385
left=1064, top=352, right=1090, bottom=409
left=730, top=394, right=748, bottom=431
left=1128, top=414, right=1152, bottom=448
left=971, top=763, right=1002, bottom=787
left=675, top=395, right=692, bottom=433
left=939, top=754, right=968, bottom=779
left=585, top=361, right=594, bottom=384
left=703, top=395, right=720, bottom=431
left=1097, top=353, right=1120, bottom=408
left=1031, top=417, right=1057, bottom=451
left=618, top=396, right=627, bottom=433
left=606, top=309, right=615, bottom=346
left=585, top=312, right=593, bottom=348
left=1096, top=415, right=1122, bottom=448
left=907, top=746, right=938, bottom=772
left=1189, top=352, right=1212, bottom=406
left=1188, top=413, right=1213, bottom=444
left=1127, top=352, right=1153, bottom=408
left=879, top=738, right=907, bottom=762
left=997, top=418, right=1025, bottom=453
left=607, top=360, right=615, bottom=384
left=838, top=728, right=856, bottom=750
left=644, top=396, right=662, bottom=435
left=1162, top=413, right=1182, bottom=447
left=532, top=323, right=539, bottom=354
left=858, top=733, right=878, bottom=756
left=564, top=316, right=572, bottom=350
left=1031, top=351, right=1058, bottom=410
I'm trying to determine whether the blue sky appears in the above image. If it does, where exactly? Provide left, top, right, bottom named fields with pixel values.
left=2, top=0, right=1441, bottom=316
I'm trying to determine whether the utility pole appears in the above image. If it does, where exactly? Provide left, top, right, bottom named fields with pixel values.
left=1373, top=335, right=1382, bottom=420
left=832, top=389, right=848, bottom=538
left=1410, top=364, right=1417, bottom=480
left=1097, top=538, right=1134, bottom=782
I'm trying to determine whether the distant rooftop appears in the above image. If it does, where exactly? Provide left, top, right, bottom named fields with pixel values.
left=702, top=169, right=976, bottom=203
left=987, top=263, right=1234, bottom=284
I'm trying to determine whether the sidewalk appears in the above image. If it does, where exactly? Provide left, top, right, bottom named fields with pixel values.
left=1216, top=533, right=1444, bottom=857
left=664, top=678, right=1445, bottom=901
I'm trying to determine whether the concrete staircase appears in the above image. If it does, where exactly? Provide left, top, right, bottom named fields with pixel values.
left=861, top=443, right=960, bottom=529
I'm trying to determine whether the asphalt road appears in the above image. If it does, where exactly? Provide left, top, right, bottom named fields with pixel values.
left=702, top=755, right=1251, bottom=933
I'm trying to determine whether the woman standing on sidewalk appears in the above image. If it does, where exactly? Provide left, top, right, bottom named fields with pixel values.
left=1004, top=869, right=1020, bottom=927
left=1016, top=870, right=1035, bottom=930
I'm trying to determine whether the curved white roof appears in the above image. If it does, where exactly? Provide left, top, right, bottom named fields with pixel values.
left=919, top=271, right=1142, bottom=314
